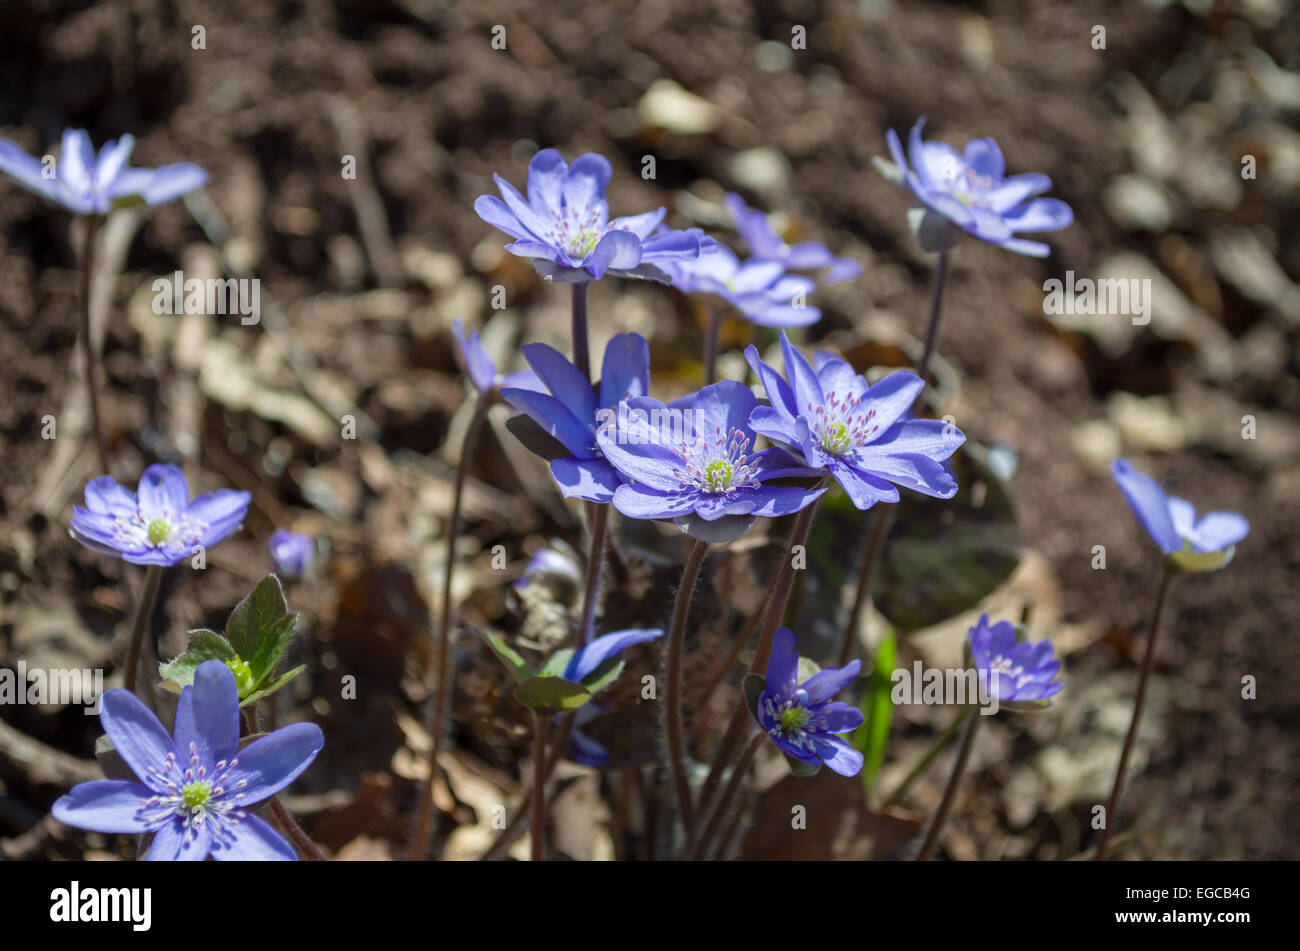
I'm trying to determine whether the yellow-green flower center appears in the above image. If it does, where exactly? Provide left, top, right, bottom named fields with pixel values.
left=704, top=459, right=734, bottom=492
left=821, top=421, right=851, bottom=455
left=180, top=780, right=212, bottom=811
left=224, top=658, right=256, bottom=695
left=777, top=706, right=810, bottom=734
left=573, top=229, right=601, bottom=258
left=146, top=518, right=172, bottom=546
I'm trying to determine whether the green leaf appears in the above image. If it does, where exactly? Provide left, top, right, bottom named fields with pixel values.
left=1166, top=546, right=1234, bottom=574
left=579, top=657, right=625, bottom=694
left=514, top=676, right=591, bottom=711
left=246, top=612, right=299, bottom=688
left=537, top=650, right=575, bottom=679
left=477, top=630, right=532, bottom=682
left=853, top=631, right=897, bottom=796
left=158, top=629, right=238, bottom=693
left=225, top=574, right=290, bottom=659
left=239, top=665, right=306, bottom=708
left=110, top=193, right=147, bottom=211
left=907, top=206, right=958, bottom=254
left=742, top=674, right=766, bottom=720
left=505, top=414, right=573, bottom=462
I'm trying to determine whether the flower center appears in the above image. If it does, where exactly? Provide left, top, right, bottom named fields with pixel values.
left=777, top=706, right=810, bottom=734
left=180, top=780, right=212, bottom=811
left=808, top=389, right=879, bottom=455
left=673, top=426, right=762, bottom=495
left=146, top=518, right=172, bottom=545
left=571, top=228, right=602, bottom=258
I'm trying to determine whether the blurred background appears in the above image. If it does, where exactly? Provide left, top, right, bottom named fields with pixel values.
left=0, top=0, right=1296, bottom=860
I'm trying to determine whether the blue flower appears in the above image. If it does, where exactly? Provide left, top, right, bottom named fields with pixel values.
left=746, top=332, right=966, bottom=509
left=595, top=379, right=827, bottom=530
left=966, top=614, right=1064, bottom=704
left=665, top=244, right=821, bottom=328
left=502, top=332, right=651, bottom=503
left=0, top=129, right=207, bottom=217
left=70, top=464, right=251, bottom=567
left=452, top=318, right=543, bottom=396
left=724, top=192, right=861, bottom=284
left=1111, top=458, right=1249, bottom=560
left=513, top=545, right=583, bottom=592
left=563, top=628, right=663, bottom=682
left=883, top=118, right=1072, bottom=257
left=52, top=661, right=323, bottom=860
left=474, top=149, right=709, bottom=283
left=268, top=529, right=316, bottom=580
left=755, top=628, right=864, bottom=776
left=566, top=702, right=613, bottom=767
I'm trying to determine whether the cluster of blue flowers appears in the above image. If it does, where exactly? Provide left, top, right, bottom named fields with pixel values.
left=3, top=113, right=1250, bottom=863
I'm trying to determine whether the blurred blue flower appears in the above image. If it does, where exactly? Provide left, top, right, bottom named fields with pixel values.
left=1112, top=458, right=1249, bottom=558
left=883, top=118, right=1072, bottom=257
left=52, top=661, right=323, bottom=860
left=0, top=129, right=207, bottom=217
left=966, top=614, right=1064, bottom=705
left=755, top=628, right=863, bottom=776
left=746, top=332, right=965, bottom=509
left=71, top=464, right=250, bottom=567
left=724, top=192, right=860, bottom=284
left=452, top=318, right=543, bottom=395
left=268, top=529, right=316, bottom=580
left=665, top=245, right=821, bottom=328
left=475, top=149, right=709, bottom=283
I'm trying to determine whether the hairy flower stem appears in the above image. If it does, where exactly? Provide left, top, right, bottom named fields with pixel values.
left=835, top=505, right=894, bottom=668
left=1095, top=570, right=1175, bottom=861
left=878, top=704, right=971, bottom=809
left=833, top=250, right=949, bottom=668
left=701, top=305, right=722, bottom=386
left=689, top=730, right=764, bottom=860
left=571, top=283, right=590, bottom=380
left=577, top=502, right=609, bottom=646
left=697, top=499, right=821, bottom=821
left=78, top=215, right=110, bottom=477
left=915, top=703, right=981, bottom=861
left=478, top=712, right=576, bottom=861
left=530, top=709, right=548, bottom=861
left=410, top=399, right=488, bottom=860
left=242, top=707, right=326, bottom=861
left=916, top=249, right=950, bottom=384
left=665, top=538, right=709, bottom=836
left=123, top=564, right=164, bottom=695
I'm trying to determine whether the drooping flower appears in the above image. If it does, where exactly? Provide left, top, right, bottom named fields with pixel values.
left=52, top=661, right=323, bottom=860
left=1111, top=458, right=1249, bottom=567
left=502, top=332, right=651, bottom=503
left=452, top=318, right=543, bottom=396
left=745, top=332, right=965, bottom=509
left=882, top=118, right=1073, bottom=257
left=566, top=701, right=613, bottom=767
left=596, top=379, right=826, bottom=534
left=664, top=244, right=821, bottom=328
left=754, top=628, right=864, bottom=776
left=474, top=148, right=710, bottom=283
left=966, top=614, right=1064, bottom=705
left=0, top=129, right=207, bottom=217
left=70, top=464, right=251, bottom=567
left=724, top=192, right=861, bottom=284
left=268, top=529, right=316, bottom=580
left=562, top=627, right=663, bottom=683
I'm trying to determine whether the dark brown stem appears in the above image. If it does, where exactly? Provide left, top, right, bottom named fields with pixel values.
left=1095, top=570, right=1175, bottom=861
left=410, top=400, right=487, bottom=860
left=835, top=505, right=893, bottom=668
left=78, top=216, right=110, bottom=476
left=571, top=283, right=590, bottom=380
left=124, top=565, right=164, bottom=695
left=697, top=498, right=821, bottom=822
left=689, top=730, right=764, bottom=860
left=242, top=707, right=326, bottom=860
left=879, top=704, right=970, bottom=810
left=701, top=305, right=722, bottom=386
left=478, top=712, right=576, bottom=861
left=530, top=709, right=547, bottom=861
left=915, top=704, right=980, bottom=860
left=577, top=502, right=609, bottom=646
left=665, top=538, right=709, bottom=835
left=916, top=249, right=950, bottom=383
